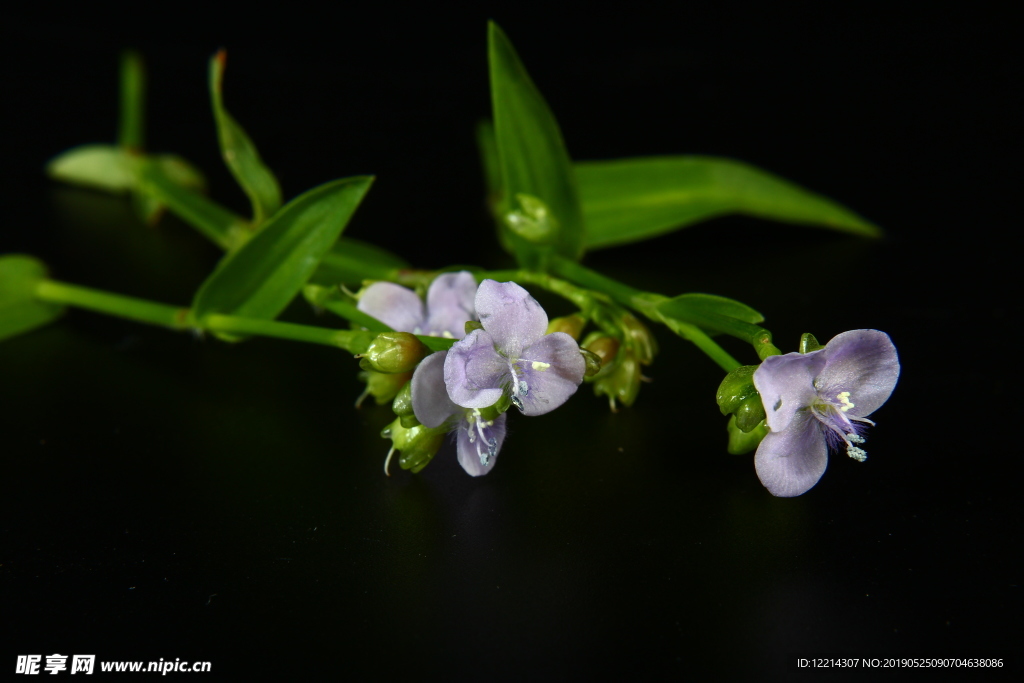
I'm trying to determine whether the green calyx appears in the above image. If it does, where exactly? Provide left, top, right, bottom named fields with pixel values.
left=717, top=365, right=766, bottom=433
left=591, top=348, right=642, bottom=411
left=726, top=416, right=768, bottom=454
left=392, top=381, right=415, bottom=419
left=358, top=370, right=411, bottom=406
left=716, top=364, right=758, bottom=415
left=382, top=418, right=446, bottom=474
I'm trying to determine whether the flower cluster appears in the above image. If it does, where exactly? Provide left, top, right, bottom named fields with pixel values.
left=363, top=274, right=586, bottom=477
left=752, top=330, right=900, bottom=497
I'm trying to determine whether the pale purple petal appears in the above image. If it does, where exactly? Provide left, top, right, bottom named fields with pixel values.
left=475, top=280, right=548, bottom=357
left=357, top=282, right=424, bottom=333
left=515, top=332, right=586, bottom=416
left=444, top=329, right=508, bottom=409
left=423, top=271, right=478, bottom=339
left=456, top=412, right=507, bottom=476
left=816, top=330, right=900, bottom=419
left=411, top=351, right=460, bottom=428
left=755, top=411, right=829, bottom=497
left=753, top=351, right=827, bottom=432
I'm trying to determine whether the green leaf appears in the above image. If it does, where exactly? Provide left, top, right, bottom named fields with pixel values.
left=476, top=119, right=501, bottom=200
left=209, top=50, right=283, bottom=227
left=488, top=21, right=585, bottom=263
left=576, top=156, right=881, bottom=249
left=47, top=145, right=135, bottom=193
left=657, top=293, right=764, bottom=339
left=0, top=255, right=64, bottom=341
left=192, top=176, right=373, bottom=338
left=118, top=50, right=146, bottom=151
left=135, top=157, right=243, bottom=250
left=314, top=237, right=410, bottom=286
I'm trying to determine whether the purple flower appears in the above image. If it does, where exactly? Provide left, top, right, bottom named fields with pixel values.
left=357, top=271, right=477, bottom=338
left=752, top=330, right=900, bottom=497
left=443, top=280, right=586, bottom=416
left=411, top=351, right=507, bottom=476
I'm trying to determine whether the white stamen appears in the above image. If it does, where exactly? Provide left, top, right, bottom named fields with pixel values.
left=531, top=361, right=550, bottom=371
left=847, top=445, right=867, bottom=462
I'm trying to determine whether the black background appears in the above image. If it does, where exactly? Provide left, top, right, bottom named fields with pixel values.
left=3, top=5, right=1019, bottom=679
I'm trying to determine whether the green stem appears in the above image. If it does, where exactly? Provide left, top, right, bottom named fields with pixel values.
left=35, top=279, right=190, bottom=330
left=547, top=256, right=742, bottom=372
left=547, top=256, right=645, bottom=305
left=35, top=279, right=378, bottom=354
left=202, top=314, right=373, bottom=353
left=655, top=317, right=742, bottom=372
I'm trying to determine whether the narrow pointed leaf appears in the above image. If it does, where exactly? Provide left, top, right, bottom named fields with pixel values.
left=192, top=176, right=373, bottom=337
left=0, top=256, right=64, bottom=341
left=577, top=156, right=881, bottom=249
left=657, top=293, right=764, bottom=339
left=488, top=22, right=585, bottom=262
left=476, top=118, right=501, bottom=200
left=210, top=50, right=283, bottom=227
left=117, top=50, right=145, bottom=151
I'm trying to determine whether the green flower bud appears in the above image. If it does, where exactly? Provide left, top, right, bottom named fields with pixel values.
left=400, top=414, right=421, bottom=429
left=620, top=312, right=657, bottom=365
left=716, top=364, right=759, bottom=416
left=726, top=415, right=768, bottom=455
left=734, top=393, right=767, bottom=433
left=381, top=418, right=446, bottom=475
left=545, top=313, right=586, bottom=340
left=356, top=370, right=411, bottom=407
left=800, top=332, right=824, bottom=354
left=504, top=193, right=554, bottom=243
left=582, top=334, right=620, bottom=366
left=592, top=348, right=641, bottom=411
left=359, top=331, right=428, bottom=374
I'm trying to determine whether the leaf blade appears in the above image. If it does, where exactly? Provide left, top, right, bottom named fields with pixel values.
left=657, top=293, right=765, bottom=339
left=577, top=156, right=881, bottom=249
left=488, top=22, right=585, bottom=262
left=192, top=176, right=373, bottom=333
left=209, top=50, right=283, bottom=227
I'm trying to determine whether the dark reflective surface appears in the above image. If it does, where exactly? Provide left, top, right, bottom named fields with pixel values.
left=4, top=9, right=1018, bottom=678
